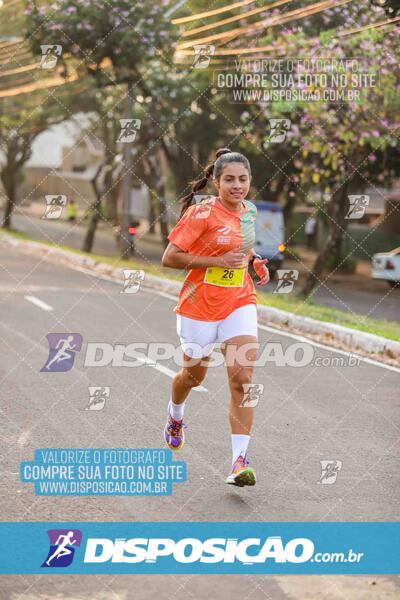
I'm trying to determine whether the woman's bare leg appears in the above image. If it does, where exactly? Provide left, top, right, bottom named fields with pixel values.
left=221, top=335, right=259, bottom=434
left=172, top=353, right=210, bottom=404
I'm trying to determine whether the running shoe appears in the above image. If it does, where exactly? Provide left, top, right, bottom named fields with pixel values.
left=225, top=454, right=256, bottom=487
left=164, top=413, right=185, bottom=451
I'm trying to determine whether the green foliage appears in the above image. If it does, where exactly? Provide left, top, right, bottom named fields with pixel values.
left=25, top=1, right=178, bottom=83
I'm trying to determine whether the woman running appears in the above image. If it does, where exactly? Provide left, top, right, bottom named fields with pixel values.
left=161, top=148, right=269, bottom=487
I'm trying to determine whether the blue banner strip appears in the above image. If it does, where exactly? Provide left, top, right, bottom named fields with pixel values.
left=0, top=522, right=398, bottom=574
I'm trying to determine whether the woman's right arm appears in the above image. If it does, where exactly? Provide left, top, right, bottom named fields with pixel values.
left=162, top=243, right=247, bottom=270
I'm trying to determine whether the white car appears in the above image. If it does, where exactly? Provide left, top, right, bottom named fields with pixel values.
left=372, top=247, right=400, bottom=288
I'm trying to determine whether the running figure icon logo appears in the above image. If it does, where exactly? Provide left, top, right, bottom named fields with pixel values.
left=39, top=44, right=62, bottom=69
left=118, top=119, right=141, bottom=143
left=192, top=44, right=215, bottom=68
left=193, top=194, right=216, bottom=205
left=86, top=386, right=110, bottom=411
left=240, top=383, right=264, bottom=408
left=345, top=195, right=370, bottom=219
left=41, top=529, right=82, bottom=568
left=192, top=203, right=212, bottom=220
left=40, top=333, right=83, bottom=372
left=42, top=194, right=67, bottom=220
left=120, top=269, right=145, bottom=294
left=266, top=118, right=291, bottom=144
left=274, top=270, right=299, bottom=294
left=318, top=460, right=342, bottom=484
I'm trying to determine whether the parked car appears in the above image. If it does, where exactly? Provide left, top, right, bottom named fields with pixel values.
left=371, top=247, right=400, bottom=288
left=252, top=201, right=286, bottom=279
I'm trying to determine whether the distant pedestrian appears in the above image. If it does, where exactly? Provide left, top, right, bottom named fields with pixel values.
left=66, top=199, right=77, bottom=222
left=128, top=219, right=140, bottom=256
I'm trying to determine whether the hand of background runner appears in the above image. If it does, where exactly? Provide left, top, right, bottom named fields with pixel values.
left=253, top=257, right=270, bottom=286
left=216, top=247, right=247, bottom=269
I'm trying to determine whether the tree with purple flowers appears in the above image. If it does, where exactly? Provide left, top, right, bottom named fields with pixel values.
left=235, top=0, right=400, bottom=297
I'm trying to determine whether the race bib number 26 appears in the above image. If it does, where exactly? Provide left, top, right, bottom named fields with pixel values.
left=204, top=267, right=245, bottom=287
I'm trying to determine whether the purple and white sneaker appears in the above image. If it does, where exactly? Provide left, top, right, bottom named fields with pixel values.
left=225, top=454, right=256, bottom=487
left=164, top=413, right=185, bottom=451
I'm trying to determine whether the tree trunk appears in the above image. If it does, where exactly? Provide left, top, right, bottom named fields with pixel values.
left=102, top=119, right=119, bottom=224
left=82, top=163, right=104, bottom=253
left=1, top=133, right=34, bottom=229
left=300, top=181, right=351, bottom=298
left=143, top=152, right=169, bottom=247
left=148, top=194, right=156, bottom=234
left=82, top=206, right=100, bottom=253
left=1, top=170, right=17, bottom=229
left=137, top=99, right=170, bottom=247
left=2, top=193, right=15, bottom=229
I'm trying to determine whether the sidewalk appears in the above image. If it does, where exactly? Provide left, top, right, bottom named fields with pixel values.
left=14, top=201, right=163, bottom=246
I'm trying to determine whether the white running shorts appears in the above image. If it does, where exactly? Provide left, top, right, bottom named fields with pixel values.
left=176, top=303, right=258, bottom=359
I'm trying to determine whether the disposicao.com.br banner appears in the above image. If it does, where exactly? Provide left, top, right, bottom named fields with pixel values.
left=0, top=522, right=398, bottom=575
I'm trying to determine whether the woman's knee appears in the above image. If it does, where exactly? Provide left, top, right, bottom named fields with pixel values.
left=229, top=368, right=253, bottom=392
left=180, top=366, right=207, bottom=388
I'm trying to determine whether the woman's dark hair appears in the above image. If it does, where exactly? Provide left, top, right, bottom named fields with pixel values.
left=179, top=147, right=251, bottom=217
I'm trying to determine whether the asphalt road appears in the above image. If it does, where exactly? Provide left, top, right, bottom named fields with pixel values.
left=10, top=212, right=400, bottom=322
left=0, top=245, right=399, bottom=599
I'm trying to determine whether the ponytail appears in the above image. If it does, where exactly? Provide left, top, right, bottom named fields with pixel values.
left=179, top=147, right=232, bottom=218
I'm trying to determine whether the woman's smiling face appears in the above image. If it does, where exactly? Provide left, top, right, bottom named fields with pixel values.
left=213, top=162, right=251, bottom=206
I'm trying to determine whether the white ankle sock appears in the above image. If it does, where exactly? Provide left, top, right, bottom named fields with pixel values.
left=231, top=434, right=250, bottom=465
left=169, top=399, right=185, bottom=421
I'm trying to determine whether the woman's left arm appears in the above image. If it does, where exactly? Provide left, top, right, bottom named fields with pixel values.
left=249, top=248, right=270, bottom=286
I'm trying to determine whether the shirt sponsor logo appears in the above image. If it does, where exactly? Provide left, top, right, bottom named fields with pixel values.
left=217, top=236, right=231, bottom=245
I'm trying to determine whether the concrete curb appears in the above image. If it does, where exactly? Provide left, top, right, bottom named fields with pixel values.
left=256, top=305, right=400, bottom=358
left=2, top=232, right=399, bottom=363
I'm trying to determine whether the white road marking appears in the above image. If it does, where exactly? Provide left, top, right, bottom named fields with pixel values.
left=134, top=356, right=207, bottom=393
left=258, top=323, right=400, bottom=374
left=24, top=295, right=53, bottom=312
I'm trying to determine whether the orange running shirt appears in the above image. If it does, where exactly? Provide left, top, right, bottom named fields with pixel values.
left=167, top=196, right=257, bottom=321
